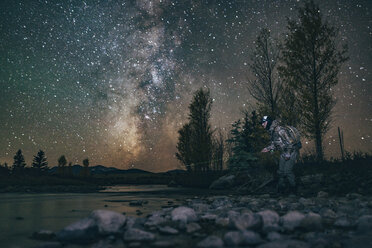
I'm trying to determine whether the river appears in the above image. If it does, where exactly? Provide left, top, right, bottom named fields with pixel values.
left=0, top=185, right=200, bottom=248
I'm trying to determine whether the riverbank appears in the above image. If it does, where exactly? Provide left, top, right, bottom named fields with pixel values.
left=31, top=192, right=372, bottom=248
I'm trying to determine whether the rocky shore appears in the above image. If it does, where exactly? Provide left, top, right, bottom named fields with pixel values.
left=32, top=191, right=372, bottom=248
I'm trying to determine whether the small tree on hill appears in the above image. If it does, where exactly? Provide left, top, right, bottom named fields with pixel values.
left=12, top=149, right=26, bottom=174
left=57, top=155, right=67, bottom=176
left=32, top=150, right=48, bottom=172
left=82, top=158, right=90, bottom=177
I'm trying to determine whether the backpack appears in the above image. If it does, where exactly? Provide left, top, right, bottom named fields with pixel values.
left=283, top=125, right=302, bottom=149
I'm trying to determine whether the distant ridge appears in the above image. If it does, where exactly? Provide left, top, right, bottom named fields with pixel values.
left=49, top=165, right=153, bottom=176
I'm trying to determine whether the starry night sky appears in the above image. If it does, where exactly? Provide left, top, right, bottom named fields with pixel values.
left=0, top=0, right=371, bottom=172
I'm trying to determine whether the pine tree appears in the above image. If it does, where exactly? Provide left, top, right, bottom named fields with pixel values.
left=248, top=28, right=283, bottom=118
left=176, top=88, right=214, bottom=172
left=82, top=158, right=90, bottom=177
left=279, top=1, right=348, bottom=161
left=227, top=111, right=268, bottom=171
left=31, top=150, right=48, bottom=171
left=12, top=149, right=26, bottom=173
left=57, top=155, right=67, bottom=176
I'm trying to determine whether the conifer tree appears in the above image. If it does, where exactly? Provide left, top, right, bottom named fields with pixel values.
left=176, top=88, right=214, bottom=172
left=279, top=1, right=348, bottom=161
left=57, top=155, right=67, bottom=176
left=12, top=149, right=26, bottom=173
left=32, top=150, right=48, bottom=171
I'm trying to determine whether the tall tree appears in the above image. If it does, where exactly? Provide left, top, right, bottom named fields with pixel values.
left=176, top=88, right=214, bottom=172
left=279, top=1, right=348, bottom=161
left=57, top=155, right=67, bottom=176
left=31, top=150, right=48, bottom=171
left=248, top=28, right=282, bottom=118
left=82, top=158, right=90, bottom=177
left=212, top=129, right=225, bottom=171
left=12, top=149, right=26, bottom=173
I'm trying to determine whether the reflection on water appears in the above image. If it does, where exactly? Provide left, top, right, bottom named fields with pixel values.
left=0, top=185, right=187, bottom=248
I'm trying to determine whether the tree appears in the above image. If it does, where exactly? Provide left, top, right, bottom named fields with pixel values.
left=279, top=1, right=348, bottom=161
left=31, top=150, right=48, bottom=172
left=12, top=149, right=26, bottom=173
left=176, top=88, right=214, bottom=172
left=227, top=111, right=268, bottom=171
left=82, top=158, right=90, bottom=177
left=211, top=129, right=225, bottom=171
left=57, top=155, right=67, bottom=176
left=248, top=28, right=283, bottom=118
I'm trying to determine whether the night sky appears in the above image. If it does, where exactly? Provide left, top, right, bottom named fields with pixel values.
left=0, top=0, right=371, bottom=172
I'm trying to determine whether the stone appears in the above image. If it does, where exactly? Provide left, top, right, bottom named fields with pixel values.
left=186, top=222, right=201, bottom=233
left=123, top=228, right=155, bottom=242
left=317, top=191, right=329, bottom=198
left=90, top=210, right=126, bottom=235
left=57, top=217, right=99, bottom=244
left=211, top=196, right=233, bottom=209
left=201, top=213, right=217, bottom=221
left=191, top=203, right=210, bottom=213
left=215, top=217, right=229, bottom=227
left=209, top=175, right=236, bottom=189
left=266, top=231, right=282, bottom=241
left=145, top=215, right=167, bottom=227
left=158, top=226, right=179, bottom=235
left=152, top=240, right=176, bottom=247
left=334, top=217, right=353, bottom=229
left=356, top=215, right=372, bottom=233
left=280, top=211, right=305, bottom=231
left=241, top=230, right=263, bottom=245
left=196, top=235, right=224, bottom=248
left=34, top=242, right=63, bottom=248
left=31, top=230, right=56, bottom=240
left=300, top=212, right=323, bottom=231
left=319, top=208, right=337, bottom=226
left=257, top=210, right=280, bottom=232
left=224, top=231, right=244, bottom=246
left=171, top=206, right=197, bottom=223
left=257, top=239, right=310, bottom=248
left=230, top=212, right=262, bottom=231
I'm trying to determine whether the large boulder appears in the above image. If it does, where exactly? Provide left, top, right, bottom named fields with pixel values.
left=123, top=228, right=155, bottom=242
left=197, top=235, right=224, bottom=248
left=171, top=206, right=197, bottom=223
left=230, top=212, right=263, bottom=231
left=209, top=175, right=236, bottom=189
left=257, top=210, right=280, bottom=233
left=280, top=211, right=305, bottom=231
left=90, top=210, right=126, bottom=235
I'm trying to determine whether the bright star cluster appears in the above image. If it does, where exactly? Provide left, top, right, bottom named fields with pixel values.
left=0, top=0, right=371, bottom=171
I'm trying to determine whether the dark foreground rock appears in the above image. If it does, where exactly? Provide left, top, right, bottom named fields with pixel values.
left=32, top=192, right=372, bottom=248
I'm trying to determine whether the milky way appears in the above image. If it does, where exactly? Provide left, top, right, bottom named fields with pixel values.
left=0, top=0, right=371, bottom=171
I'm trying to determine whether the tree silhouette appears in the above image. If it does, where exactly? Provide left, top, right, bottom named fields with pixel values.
left=279, top=0, right=348, bottom=161
left=248, top=28, right=283, bottom=118
left=176, top=88, right=214, bottom=172
left=12, top=149, right=26, bottom=173
left=31, top=150, right=48, bottom=172
left=82, top=158, right=90, bottom=177
left=57, top=155, right=67, bottom=176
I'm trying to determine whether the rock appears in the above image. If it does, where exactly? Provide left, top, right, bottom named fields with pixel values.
left=317, top=191, right=329, bottom=198
left=57, top=217, right=99, bottom=244
left=152, top=240, right=176, bottom=247
left=266, top=231, right=282, bottom=241
left=128, top=242, right=142, bottom=248
left=191, top=203, right=210, bottom=213
left=90, top=210, right=126, bottom=234
left=224, top=231, right=244, bottom=246
left=356, top=215, right=372, bottom=233
left=241, top=230, right=263, bottom=245
left=215, top=217, right=229, bottom=227
left=196, top=235, right=224, bottom=248
left=257, top=239, right=310, bottom=248
left=334, top=216, right=353, bottom=229
left=257, top=210, right=280, bottom=232
left=158, top=226, right=179, bottom=235
left=300, top=212, right=323, bottom=231
left=319, top=208, right=337, bottom=226
left=280, top=211, right=305, bottom=231
left=211, top=196, right=233, bottom=209
left=123, top=228, right=155, bottom=242
left=230, top=212, right=262, bottom=231
left=34, top=242, right=63, bottom=248
left=346, top=193, right=362, bottom=200
left=144, top=215, right=167, bottom=227
left=209, top=175, right=235, bottom=189
left=186, top=222, right=201, bottom=233
left=31, top=230, right=56, bottom=241
left=201, top=213, right=217, bottom=221
left=171, top=206, right=197, bottom=223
